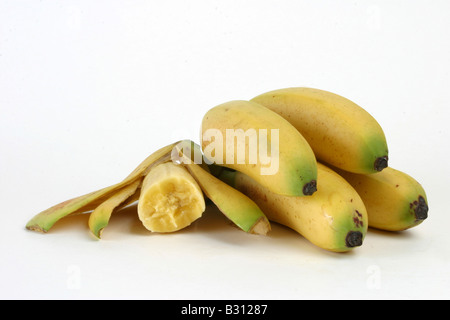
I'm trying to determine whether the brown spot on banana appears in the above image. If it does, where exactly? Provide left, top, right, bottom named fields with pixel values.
left=353, top=210, right=364, bottom=228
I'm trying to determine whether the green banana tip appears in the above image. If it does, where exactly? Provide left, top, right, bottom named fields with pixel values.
left=249, top=216, right=271, bottom=236
left=92, top=230, right=103, bottom=240
left=26, top=226, right=47, bottom=233
left=89, top=221, right=106, bottom=239
left=25, top=219, right=48, bottom=233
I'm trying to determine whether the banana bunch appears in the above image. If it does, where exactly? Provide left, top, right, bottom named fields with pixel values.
left=246, top=87, right=428, bottom=234
left=26, top=86, right=428, bottom=254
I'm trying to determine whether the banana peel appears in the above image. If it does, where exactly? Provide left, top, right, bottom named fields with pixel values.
left=26, top=139, right=270, bottom=237
left=88, top=180, right=142, bottom=239
left=25, top=141, right=178, bottom=233
left=173, top=140, right=271, bottom=235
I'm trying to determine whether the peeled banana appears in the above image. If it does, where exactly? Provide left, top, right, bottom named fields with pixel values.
left=201, top=100, right=318, bottom=197
left=251, top=87, right=389, bottom=174
left=137, top=161, right=205, bottom=233
left=26, top=141, right=178, bottom=233
left=335, top=167, right=428, bottom=231
left=217, top=163, right=368, bottom=252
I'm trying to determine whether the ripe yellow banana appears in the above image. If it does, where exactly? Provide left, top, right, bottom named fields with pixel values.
left=218, top=163, right=368, bottom=252
left=201, top=100, right=318, bottom=197
left=137, top=161, right=205, bottom=233
left=251, top=87, right=389, bottom=174
left=334, top=167, right=428, bottom=231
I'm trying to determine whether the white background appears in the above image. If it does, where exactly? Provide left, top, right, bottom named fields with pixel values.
left=1, top=0, right=449, bottom=300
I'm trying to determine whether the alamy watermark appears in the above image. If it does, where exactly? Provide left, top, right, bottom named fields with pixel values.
left=171, top=128, right=280, bottom=175
left=366, top=264, right=381, bottom=290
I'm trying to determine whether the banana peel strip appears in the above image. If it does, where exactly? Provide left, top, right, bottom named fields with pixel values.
left=173, top=140, right=271, bottom=235
left=88, top=179, right=142, bottom=239
left=26, top=142, right=179, bottom=233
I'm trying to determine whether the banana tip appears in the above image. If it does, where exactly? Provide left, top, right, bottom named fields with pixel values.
left=414, top=196, right=428, bottom=221
left=345, top=231, right=363, bottom=248
left=374, top=156, right=388, bottom=172
left=249, top=217, right=271, bottom=236
left=303, top=180, right=317, bottom=196
left=25, top=224, right=47, bottom=233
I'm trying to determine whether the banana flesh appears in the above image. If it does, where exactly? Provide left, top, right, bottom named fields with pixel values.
left=137, top=162, right=205, bottom=233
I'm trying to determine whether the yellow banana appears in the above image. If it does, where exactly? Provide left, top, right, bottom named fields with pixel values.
left=137, top=161, right=205, bottom=233
left=251, top=87, right=389, bottom=174
left=218, top=163, right=368, bottom=252
left=334, top=167, right=428, bottom=231
left=201, top=100, right=318, bottom=197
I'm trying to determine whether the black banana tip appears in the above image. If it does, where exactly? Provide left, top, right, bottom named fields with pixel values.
left=303, top=180, right=317, bottom=196
left=374, top=156, right=389, bottom=172
left=414, top=196, right=428, bottom=220
left=345, top=231, right=363, bottom=248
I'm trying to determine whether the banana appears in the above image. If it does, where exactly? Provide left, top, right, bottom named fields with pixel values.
left=26, top=141, right=178, bottom=233
left=334, top=167, right=428, bottom=231
left=251, top=87, right=389, bottom=174
left=137, top=161, right=205, bottom=233
left=201, top=100, right=318, bottom=197
left=218, top=162, right=368, bottom=252
left=173, top=140, right=270, bottom=235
